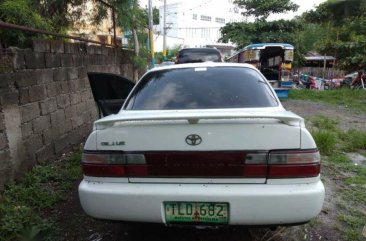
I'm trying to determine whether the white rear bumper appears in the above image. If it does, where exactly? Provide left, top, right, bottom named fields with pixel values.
left=78, top=179, right=324, bottom=225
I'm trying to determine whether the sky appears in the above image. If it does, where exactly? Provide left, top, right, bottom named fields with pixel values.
left=139, top=0, right=327, bottom=20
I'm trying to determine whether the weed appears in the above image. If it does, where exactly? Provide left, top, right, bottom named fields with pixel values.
left=309, top=115, right=339, bottom=131
left=311, top=130, right=337, bottom=156
left=0, top=151, right=82, bottom=241
left=289, top=89, right=366, bottom=112
left=328, top=154, right=350, bottom=165
left=345, top=176, right=366, bottom=185
left=340, top=129, right=366, bottom=152
left=338, top=210, right=366, bottom=241
left=308, top=217, right=322, bottom=227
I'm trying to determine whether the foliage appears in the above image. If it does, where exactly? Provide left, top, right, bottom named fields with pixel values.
left=0, top=0, right=52, bottom=47
left=0, top=0, right=89, bottom=47
left=304, top=113, right=366, bottom=240
left=234, top=0, right=298, bottom=20
left=155, top=44, right=182, bottom=63
left=0, top=152, right=82, bottom=241
left=221, top=19, right=302, bottom=49
left=303, top=0, right=366, bottom=26
left=29, top=0, right=87, bottom=33
left=308, top=115, right=339, bottom=131
left=301, top=0, right=366, bottom=71
left=310, top=130, right=337, bottom=155
left=105, top=0, right=151, bottom=75
left=130, top=46, right=149, bottom=70
left=295, top=23, right=329, bottom=56
left=318, top=18, right=366, bottom=71
left=340, top=129, right=366, bottom=151
left=288, top=89, right=366, bottom=113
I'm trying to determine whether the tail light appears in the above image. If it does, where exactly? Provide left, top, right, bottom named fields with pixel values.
left=82, top=150, right=320, bottom=178
left=82, top=152, right=147, bottom=177
left=268, top=150, right=320, bottom=178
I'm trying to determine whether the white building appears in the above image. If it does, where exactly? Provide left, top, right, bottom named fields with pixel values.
left=153, top=0, right=244, bottom=51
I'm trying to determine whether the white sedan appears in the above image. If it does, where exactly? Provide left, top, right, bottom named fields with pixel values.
left=79, top=63, right=324, bottom=226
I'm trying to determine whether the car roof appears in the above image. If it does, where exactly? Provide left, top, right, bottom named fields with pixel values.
left=148, top=62, right=257, bottom=73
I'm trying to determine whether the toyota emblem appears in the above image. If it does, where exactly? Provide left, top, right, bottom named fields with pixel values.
left=185, top=134, right=202, bottom=146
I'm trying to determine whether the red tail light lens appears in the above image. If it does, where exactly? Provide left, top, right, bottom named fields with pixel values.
left=81, top=150, right=320, bottom=178
left=82, top=164, right=126, bottom=177
left=82, top=152, right=147, bottom=177
left=268, top=150, right=320, bottom=178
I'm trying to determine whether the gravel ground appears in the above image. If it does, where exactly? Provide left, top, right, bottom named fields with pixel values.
left=282, top=99, right=366, bottom=131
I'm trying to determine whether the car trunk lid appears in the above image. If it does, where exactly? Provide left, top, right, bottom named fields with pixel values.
left=92, top=108, right=303, bottom=183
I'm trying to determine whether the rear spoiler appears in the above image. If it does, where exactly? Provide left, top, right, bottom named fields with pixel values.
left=94, top=110, right=304, bottom=129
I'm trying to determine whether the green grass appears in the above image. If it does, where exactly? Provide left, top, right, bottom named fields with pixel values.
left=306, top=116, right=339, bottom=155
left=308, top=115, right=339, bottom=131
left=0, top=152, right=82, bottom=241
left=289, top=88, right=366, bottom=112
left=311, top=130, right=337, bottom=155
left=306, top=115, right=366, bottom=241
left=339, top=129, right=366, bottom=152
left=324, top=153, right=366, bottom=241
left=337, top=208, right=366, bottom=241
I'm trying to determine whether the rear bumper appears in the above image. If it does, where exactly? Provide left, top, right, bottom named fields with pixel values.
left=78, top=179, right=324, bottom=225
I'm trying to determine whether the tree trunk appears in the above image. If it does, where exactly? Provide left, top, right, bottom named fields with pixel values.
left=132, top=27, right=139, bottom=82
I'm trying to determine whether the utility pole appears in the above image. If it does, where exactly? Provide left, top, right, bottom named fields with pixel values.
left=148, top=0, right=155, bottom=67
left=323, top=53, right=326, bottom=80
left=163, top=0, right=167, bottom=61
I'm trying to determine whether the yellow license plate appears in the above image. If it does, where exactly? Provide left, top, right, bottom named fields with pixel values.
left=164, top=202, right=229, bottom=224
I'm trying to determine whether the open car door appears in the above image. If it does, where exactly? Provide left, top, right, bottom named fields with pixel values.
left=87, top=72, right=135, bottom=118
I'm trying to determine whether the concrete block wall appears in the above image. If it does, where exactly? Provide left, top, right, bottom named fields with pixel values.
left=0, top=40, right=135, bottom=188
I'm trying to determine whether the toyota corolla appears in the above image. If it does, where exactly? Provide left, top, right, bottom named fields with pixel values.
left=79, top=63, right=324, bottom=226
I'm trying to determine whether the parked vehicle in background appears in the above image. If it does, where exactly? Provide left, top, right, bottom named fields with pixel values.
left=299, top=74, right=328, bottom=90
left=175, top=48, right=223, bottom=64
left=79, top=62, right=324, bottom=227
left=340, top=72, right=358, bottom=88
left=324, top=78, right=343, bottom=89
left=226, top=43, right=294, bottom=88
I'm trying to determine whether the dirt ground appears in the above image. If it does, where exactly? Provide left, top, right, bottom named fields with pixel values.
left=282, top=99, right=366, bottom=131
left=55, top=99, right=366, bottom=241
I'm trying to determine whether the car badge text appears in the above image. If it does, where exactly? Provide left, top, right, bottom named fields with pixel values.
left=185, top=134, right=202, bottom=146
left=101, top=141, right=125, bottom=146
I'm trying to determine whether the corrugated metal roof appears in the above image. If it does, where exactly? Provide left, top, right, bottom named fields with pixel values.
left=305, top=56, right=336, bottom=61
left=244, top=43, right=294, bottom=50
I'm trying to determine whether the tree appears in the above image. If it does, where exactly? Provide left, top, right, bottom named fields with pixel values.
left=155, top=44, right=182, bottom=63
left=29, top=0, right=87, bottom=33
left=0, top=0, right=88, bottom=48
left=234, top=0, right=298, bottom=20
left=301, top=0, right=366, bottom=71
left=303, top=0, right=365, bottom=26
left=221, top=19, right=302, bottom=48
left=110, top=0, right=149, bottom=81
left=0, top=0, right=52, bottom=47
left=92, top=0, right=153, bottom=80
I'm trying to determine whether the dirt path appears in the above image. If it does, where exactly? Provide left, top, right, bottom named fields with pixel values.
left=56, top=99, right=365, bottom=241
left=282, top=99, right=366, bottom=131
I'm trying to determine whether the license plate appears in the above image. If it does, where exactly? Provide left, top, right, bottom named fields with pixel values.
left=164, top=202, right=229, bottom=224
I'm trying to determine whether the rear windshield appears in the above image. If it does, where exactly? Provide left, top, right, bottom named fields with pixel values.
left=177, top=49, right=221, bottom=63
left=124, top=67, right=278, bottom=110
